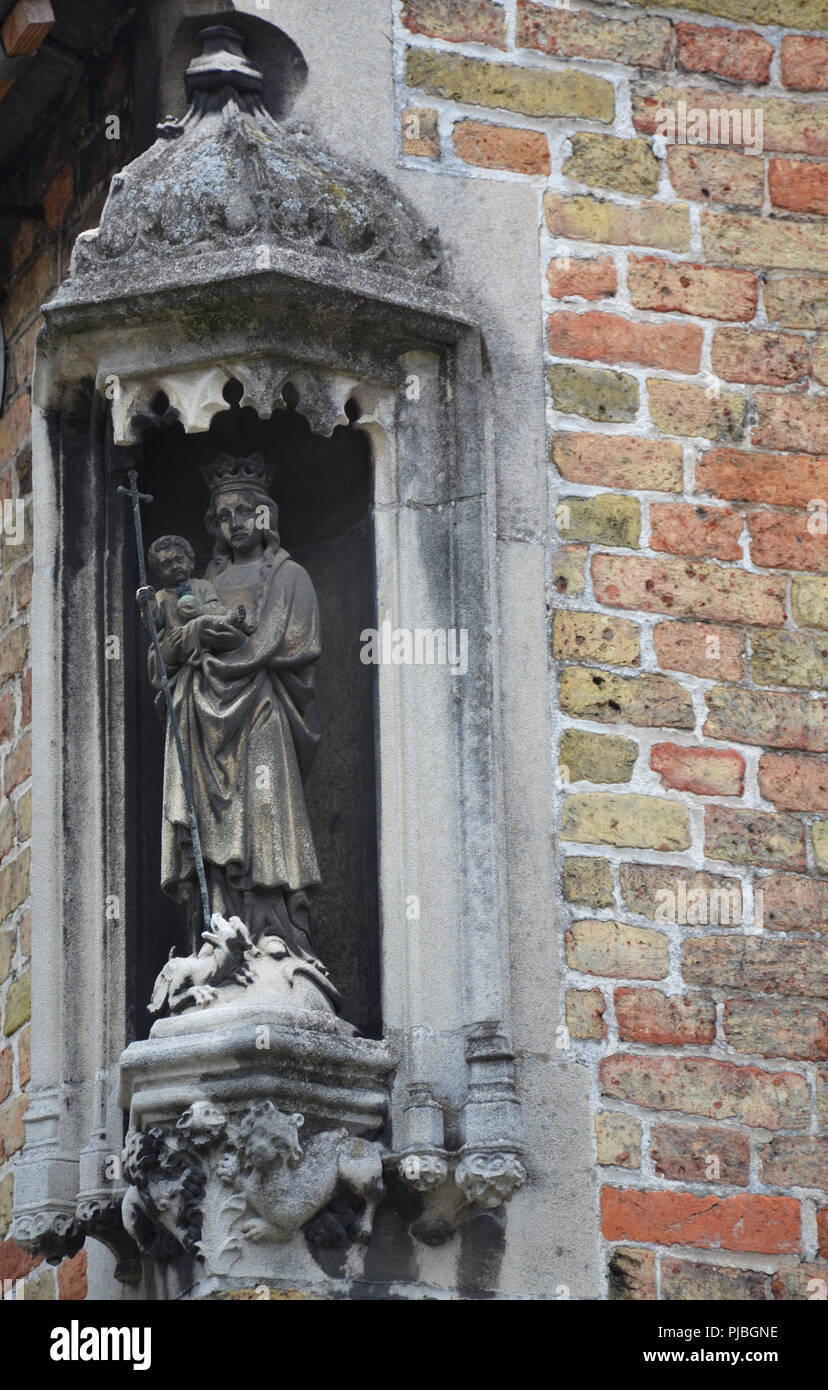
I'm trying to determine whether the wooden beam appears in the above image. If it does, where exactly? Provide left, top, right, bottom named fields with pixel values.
left=2, top=0, right=55, bottom=59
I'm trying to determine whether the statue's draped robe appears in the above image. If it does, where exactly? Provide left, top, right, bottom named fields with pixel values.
left=149, top=547, right=321, bottom=950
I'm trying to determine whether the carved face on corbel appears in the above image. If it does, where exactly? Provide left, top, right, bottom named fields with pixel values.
left=237, top=1102, right=305, bottom=1173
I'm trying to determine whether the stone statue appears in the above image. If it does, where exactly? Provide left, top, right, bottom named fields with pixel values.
left=141, top=453, right=339, bottom=1017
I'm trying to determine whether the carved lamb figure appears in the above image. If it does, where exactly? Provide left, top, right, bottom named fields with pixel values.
left=221, top=1101, right=384, bottom=1248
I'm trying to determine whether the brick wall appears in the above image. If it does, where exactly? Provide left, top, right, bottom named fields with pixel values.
left=397, top=0, right=828, bottom=1300
left=0, top=35, right=134, bottom=1301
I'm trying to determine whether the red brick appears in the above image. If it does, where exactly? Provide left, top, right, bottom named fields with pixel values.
left=635, top=86, right=828, bottom=159
left=453, top=119, right=549, bottom=175
left=0, top=395, right=30, bottom=465
left=592, top=553, right=786, bottom=627
left=770, top=158, right=828, bottom=216
left=615, top=987, right=715, bottom=1046
left=772, top=1263, right=828, bottom=1299
left=601, top=1053, right=809, bottom=1130
left=749, top=511, right=828, bottom=573
left=0, top=1045, right=10, bottom=1104
left=43, top=163, right=73, bottom=232
left=602, top=1188, right=800, bottom=1254
left=666, top=145, right=764, bottom=210
left=754, top=394, right=828, bottom=457
left=782, top=36, right=828, bottom=93
left=57, top=1248, right=87, bottom=1301
left=0, top=1238, right=41, bottom=1284
left=651, top=1124, right=750, bottom=1186
left=553, top=433, right=683, bottom=492
left=651, top=743, right=744, bottom=798
left=3, top=732, right=30, bottom=797
left=705, top=686, right=828, bottom=752
left=662, top=1259, right=770, bottom=1300
left=546, top=256, right=617, bottom=301
left=818, top=1209, right=828, bottom=1258
left=676, top=22, right=772, bottom=85
left=724, top=998, right=828, bottom=1060
left=401, top=0, right=507, bottom=48
left=696, top=447, right=828, bottom=508
left=548, top=311, right=702, bottom=374
left=712, top=327, right=810, bottom=387
left=21, top=668, right=31, bottom=728
left=653, top=621, right=745, bottom=682
left=516, top=2, right=671, bottom=69
left=705, top=805, right=806, bottom=871
left=758, top=752, right=828, bottom=813
left=0, top=692, right=14, bottom=744
left=761, top=873, right=828, bottom=933
left=761, top=1137, right=828, bottom=1191
left=608, top=1247, right=656, bottom=1301
left=628, top=255, right=757, bottom=322
left=649, top=503, right=743, bottom=562
left=684, top=933, right=828, bottom=1000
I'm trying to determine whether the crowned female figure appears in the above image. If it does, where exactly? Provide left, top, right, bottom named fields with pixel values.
left=147, top=453, right=328, bottom=984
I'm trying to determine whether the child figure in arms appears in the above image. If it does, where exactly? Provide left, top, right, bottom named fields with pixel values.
left=139, top=535, right=254, bottom=649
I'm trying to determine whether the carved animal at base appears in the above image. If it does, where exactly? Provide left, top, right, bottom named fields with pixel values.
left=221, top=1101, right=384, bottom=1247
left=121, top=1126, right=205, bottom=1260
left=148, top=913, right=258, bottom=1015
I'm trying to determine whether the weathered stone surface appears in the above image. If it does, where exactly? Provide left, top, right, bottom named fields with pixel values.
left=553, top=611, right=640, bottom=667
left=544, top=192, right=690, bottom=253
left=566, top=919, right=668, bottom=980
left=556, top=494, right=640, bottom=548
left=562, top=794, right=691, bottom=852
left=406, top=49, right=614, bottom=121
left=651, top=1124, right=750, bottom=1185
left=760, top=873, right=828, bottom=934
left=619, top=862, right=743, bottom=924
left=616, top=988, right=716, bottom=1045
left=560, top=668, right=694, bottom=729
left=566, top=988, right=607, bottom=1041
left=647, top=380, right=747, bottom=442
left=559, top=729, right=638, bottom=784
left=563, top=133, right=659, bottom=197
left=553, top=433, right=683, bottom=492
left=761, top=1138, right=828, bottom=1191
left=792, top=577, right=828, bottom=630
left=562, top=856, right=614, bottom=909
left=752, top=631, right=828, bottom=690
left=683, top=934, right=828, bottom=999
left=725, top=999, right=828, bottom=1060
left=595, top=1112, right=641, bottom=1168
left=601, top=1053, right=810, bottom=1130
left=661, top=1259, right=769, bottom=1301
left=516, top=2, right=672, bottom=69
left=705, top=805, right=806, bottom=871
left=704, top=687, right=828, bottom=752
left=547, top=364, right=639, bottom=422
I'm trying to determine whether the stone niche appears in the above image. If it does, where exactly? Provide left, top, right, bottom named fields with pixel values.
left=12, top=22, right=526, bottom=1298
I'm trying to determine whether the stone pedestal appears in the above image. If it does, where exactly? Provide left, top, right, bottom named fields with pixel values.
left=118, top=1006, right=394, bottom=1297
